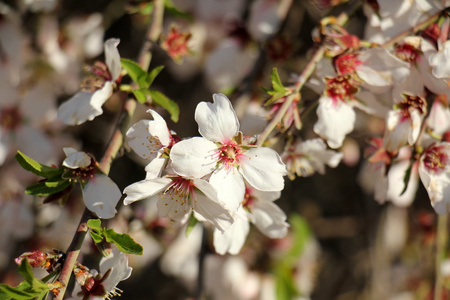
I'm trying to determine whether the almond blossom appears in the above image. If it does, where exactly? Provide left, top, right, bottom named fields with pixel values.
left=418, top=142, right=450, bottom=214
left=126, top=109, right=178, bottom=179
left=383, top=94, right=427, bottom=152
left=57, top=38, right=122, bottom=125
left=170, top=93, right=286, bottom=211
left=123, top=175, right=233, bottom=233
left=62, top=147, right=121, bottom=219
left=70, top=245, right=132, bottom=300
left=213, top=186, right=288, bottom=255
left=281, top=138, right=343, bottom=180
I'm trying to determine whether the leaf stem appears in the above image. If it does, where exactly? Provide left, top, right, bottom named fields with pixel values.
left=434, top=213, right=448, bottom=300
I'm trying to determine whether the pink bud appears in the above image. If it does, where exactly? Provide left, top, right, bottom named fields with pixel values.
left=15, top=250, right=48, bottom=268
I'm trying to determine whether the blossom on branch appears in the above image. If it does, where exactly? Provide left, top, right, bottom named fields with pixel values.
left=62, top=148, right=121, bottom=219
left=57, top=38, right=122, bottom=125
left=170, top=93, right=286, bottom=212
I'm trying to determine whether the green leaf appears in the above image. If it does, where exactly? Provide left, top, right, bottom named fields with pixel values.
left=132, top=88, right=149, bottom=103
left=15, top=151, right=62, bottom=178
left=89, top=230, right=104, bottom=244
left=400, top=160, right=414, bottom=196
left=163, top=0, right=193, bottom=20
left=270, top=67, right=285, bottom=92
left=0, top=260, right=50, bottom=300
left=148, top=90, right=179, bottom=122
left=185, top=215, right=199, bottom=237
left=120, top=58, right=148, bottom=88
left=104, top=229, right=143, bottom=255
left=87, top=219, right=102, bottom=231
left=25, top=179, right=71, bottom=196
left=288, top=214, right=312, bottom=258
left=147, top=66, right=164, bottom=87
left=0, top=282, right=38, bottom=300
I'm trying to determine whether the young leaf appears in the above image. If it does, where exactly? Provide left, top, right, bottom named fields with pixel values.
left=25, top=179, right=71, bottom=196
left=87, top=219, right=102, bottom=231
left=185, top=214, right=199, bottom=237
left=132, top=89, right=149, bottom=103
left=400, top=160, right=414, bottom=196
left=15, top=151, right=62, bottom=178
left=163, top=0, right=193, bottom=20
left=120, top=58, right=148, bottom=88
left=147, top=66, right=164, bottom=87
left=270, top=67, right=285, bottom=92
left=148, top=90, right=179, bottom=122
left=0, top=282, right=39, bottom=300
left=104, top=229, right=143, bottom=255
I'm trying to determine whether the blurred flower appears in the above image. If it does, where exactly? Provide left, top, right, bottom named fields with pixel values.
left=161, top=26, right=192, bottom=63
left=418, top=142, right=450, bottom=214
left=282, top=138, right=343, bottom=180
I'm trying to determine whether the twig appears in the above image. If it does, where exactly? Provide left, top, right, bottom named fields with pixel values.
left=434, top=213, right=448, bottom=300
left=52, top=2, right=164, bottom=298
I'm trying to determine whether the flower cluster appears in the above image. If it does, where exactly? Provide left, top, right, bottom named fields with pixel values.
left=124, top=93, right=288, bottom=254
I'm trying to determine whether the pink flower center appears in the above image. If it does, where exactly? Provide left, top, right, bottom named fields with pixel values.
left=242, top=187, right=255, bottom=211
left=335, top=53, right=362, bottom=75
left=0, top=106, right=22, bottom=132
left=80, top=61, right=113, bottom=92
left=325, top=75, right=358, bottom=103
left=162, top=176, right=195, bottom=206
left=64, top=158, right=96, bottom=184
left=396, top=94, right=426, bottom=121
left=215, top=140, right=246, bottom=171
left=422, top=145, right=449, bottom=174
left=162, top=27, right=191, bottom=60
left=394, top=43, right=421, bottom=65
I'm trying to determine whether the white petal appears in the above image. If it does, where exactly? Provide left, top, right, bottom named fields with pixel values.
left=419, top=167, right=450, bottom=214
left=170, top=137, right=217, bottom=178
left=383, top=110, right=411, bottom=152
left=83, top=174, right=122, bottom=219
left=251, top=200, right=288, bottom=238
left=313, top=96, right=356, bottom=149
left=57, top=82, right=112, bottom=125
left=62, top=149, right=91, bottom=169
left=213, top=208, right=249, bottom=255
left=104, top=38, right=121, bottom=81
left=195, top=93, right=239, bottom=142
left=250, top=188, right=281, bottom=203
left=209, top=167, right=245, bottom=212
left=100, top=246, right=133, bottom=293
left=126, top=120, right=161, bottom=160
left=156, top=190, right=192, bottom=222
left=123, top=177, right=170, bottom=205
left=386, top=160, right=418, bottom=207
left=427, top=101, right=450, bottom=136
left=147, top=109, right=172, bottom=146
left=429, top=40, right=450, bottom=79
left=144, top=155, right=166, bottom=179
left=192, top=178, right=234, bottom=233
left=240, top=147, right=286, bottom=192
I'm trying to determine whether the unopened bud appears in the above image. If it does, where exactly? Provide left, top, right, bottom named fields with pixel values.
left=15, top=250, right=48, bottom=268
left=443, top=131, right=450, bottom=143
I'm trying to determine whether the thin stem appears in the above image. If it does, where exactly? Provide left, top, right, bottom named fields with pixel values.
left=382, top=11, right=442, bottom=49
left=52, top=3, right=165, bottom=298
left=434, top=213, right=448, bottom=300
left=195, top=225, right=207, bottom=300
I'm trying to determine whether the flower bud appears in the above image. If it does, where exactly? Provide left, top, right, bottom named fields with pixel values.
left=15, top=250, right=48, bottom=268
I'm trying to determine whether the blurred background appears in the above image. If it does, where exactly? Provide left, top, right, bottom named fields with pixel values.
left=0, top=0, right=446, bottom=299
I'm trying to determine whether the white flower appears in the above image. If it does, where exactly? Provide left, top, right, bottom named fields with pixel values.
left=126, top=109, right=176, bottom=179
left=418, top=142, right=450, bottom=214
left=57, top=38, right=121, bottom=125
left=213, top=186, right=288, bottom=255
left=383, top=94, right=427, bottom=152
left=429, top=40, right=450, bottom=79
left=123, top=175, right=233, bottom=233
left=170, top=93, right=286, bottom=211
left=282, top=138, right=343, bottom=180
left=70, top=245, right=132, bottom=300
left=62, top=147, right=121, bottom=219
